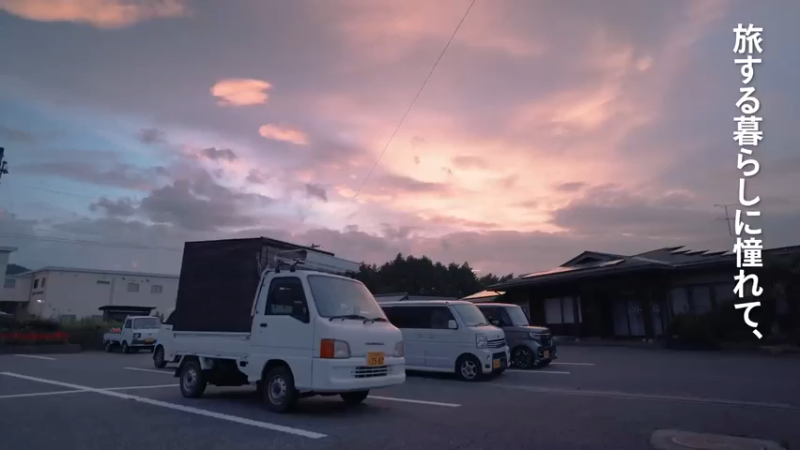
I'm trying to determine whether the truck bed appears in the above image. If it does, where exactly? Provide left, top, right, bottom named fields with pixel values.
left=171, top=331, right=252, bottom=359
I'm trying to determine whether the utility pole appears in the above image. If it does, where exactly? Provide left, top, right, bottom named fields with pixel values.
left=0, top=147, right=8, bottom=184
left=714, top=203, right=736, bottom=237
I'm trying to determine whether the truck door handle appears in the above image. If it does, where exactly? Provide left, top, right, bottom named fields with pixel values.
left=259, top=323, right=268, bottom=328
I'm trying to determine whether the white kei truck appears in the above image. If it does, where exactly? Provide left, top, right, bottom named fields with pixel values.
left=103, top=316, right=161, bottom=353
left=167, top=238, right=406, bottom=413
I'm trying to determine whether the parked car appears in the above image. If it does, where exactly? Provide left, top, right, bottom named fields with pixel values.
left=476, top=303, right=556, bottom=369
left=381, top=300, right=509, bottom=381
left=103, top=316, right=161, bottom=353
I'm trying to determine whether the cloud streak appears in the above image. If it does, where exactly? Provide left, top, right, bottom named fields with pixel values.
left=0, top=0, right=188, bottom=29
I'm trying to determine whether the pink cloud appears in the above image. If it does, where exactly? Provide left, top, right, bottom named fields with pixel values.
left=211, top=78, right=272, bottom=106
left=258, top=124, right=309, bottom=145
left=0, top=0, right=188, bottom=28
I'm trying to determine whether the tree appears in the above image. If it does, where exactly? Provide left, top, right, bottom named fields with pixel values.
left=354, top=254, right=513, bottom=298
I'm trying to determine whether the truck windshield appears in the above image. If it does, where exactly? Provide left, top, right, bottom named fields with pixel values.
left=307, top=275, right=386, bottom=320
left=505, top=306, right=530, bottom=326
left=451, top=303, right=490, bottom=327
left=133, top=317, right=160, bottom=329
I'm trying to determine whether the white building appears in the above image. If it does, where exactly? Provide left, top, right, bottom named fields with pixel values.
left=2, top=262, right=179, bottom=320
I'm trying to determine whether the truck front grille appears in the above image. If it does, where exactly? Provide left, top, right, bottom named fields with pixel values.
left=353, top=365, right=389, bottom=378
left=539, top=335, right=553, bottom=347
left=488, top=338, right=506, bottom=349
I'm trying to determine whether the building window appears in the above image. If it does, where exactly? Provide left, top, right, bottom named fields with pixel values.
left=97, top=280, right=111, bottom=285
left=41, top=278, right=47, bottom=287
left=127, top=282, right=140, bottom=293
left=4, top=278, right=15, bottom=289
left=544, top=297, right=583, bottom=324
left=151, top=285, right=163, bottom=294
left=33, top=279, right=39, bottom=289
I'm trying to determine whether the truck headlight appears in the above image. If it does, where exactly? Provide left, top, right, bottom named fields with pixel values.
left=320, top=339, right=351, bottom=359
left=476, top=334, right=488, bottom=348
left=133, top=333, right=141, bottom=339
left=393, top=341, right=405, bottom=357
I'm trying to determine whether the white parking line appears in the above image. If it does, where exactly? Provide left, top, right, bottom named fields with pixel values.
left=368, top=395, right=460, bottom=407
left=14, top=354, right=56, bottom=360
left=506, top=369, right=571, bottom=375
left=0, top=384, right=177, bottom=400
left=0, top=372, right=327, bottom=439
left=552, top=362, right=595, bottom=366
left=0, top=389, right=84, bottom=399
left=124, top=367, right=173, bottom=375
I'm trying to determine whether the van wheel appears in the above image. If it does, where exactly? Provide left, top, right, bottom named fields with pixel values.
left=262, top=366, right=298, bottom=413
left=456, top=355, right=482, bottom=381
left=179, top=360, right=207, bottom=398
left=512, top=346, right=534, bottom=369
left=153, top=346, right=167, bottom=368
left=341, top=390, right=369, bottom=406
left=121, top=342, right=130, bottom=354
left=104, top=341, right=113, bottom=353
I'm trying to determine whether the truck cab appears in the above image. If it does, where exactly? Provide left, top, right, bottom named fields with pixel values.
left=476, top=303, right=557, bottom=369
left=103, top=315, right=161, bottom=353
left=169, top=242, right=406, bottom=413
left=153, top=308, right=178, bottom=368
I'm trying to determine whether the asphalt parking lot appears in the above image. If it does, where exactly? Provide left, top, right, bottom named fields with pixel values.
left=2, top=347, right=799, bottom=450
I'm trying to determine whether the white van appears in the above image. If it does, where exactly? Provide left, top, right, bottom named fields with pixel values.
left=381, top=300, right=509, bottom=381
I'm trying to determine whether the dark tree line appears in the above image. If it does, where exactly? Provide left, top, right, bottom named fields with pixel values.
left=354, top=253, right=514, bottom=299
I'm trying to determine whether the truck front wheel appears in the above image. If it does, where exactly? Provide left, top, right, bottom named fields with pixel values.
left=262, top=366, right=297, bottom=414
left=179, top=360, right=207, bottom=398
left=341, top=390, right=369, bottom=406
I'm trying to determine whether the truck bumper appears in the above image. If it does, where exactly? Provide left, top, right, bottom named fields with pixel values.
left=309, top=356, right=406, bottom=392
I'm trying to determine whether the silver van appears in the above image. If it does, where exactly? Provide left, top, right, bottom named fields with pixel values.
left=476, top=303, right=556, bottom=369
left=381, top=300, right=510, bottom=381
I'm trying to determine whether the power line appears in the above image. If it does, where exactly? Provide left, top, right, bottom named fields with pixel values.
left=714, top=203, right=736, bottom=237
left=0, top=232, right=182, bottom=252
left=8, top=184, right=99, bottom=200
left=351, top=0, right=478, bottom=200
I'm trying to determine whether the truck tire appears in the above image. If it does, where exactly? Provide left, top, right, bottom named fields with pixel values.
left=179, top=360, right=207, bottom=398
left=104, top=341, right=113, bottom=353
left=341, top=390, right=370, bottom=406
left=153, top=346, right=167, bottom=368
left=262, top=366, right=297, bottom=414
left=121, top=342, right=130, bottom=354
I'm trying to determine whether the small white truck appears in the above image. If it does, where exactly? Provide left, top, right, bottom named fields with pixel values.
left=168, top=239, right=406, bottom=413
left=152, top=308, right=177, bottom=368
left=103, top=316, right=161, bottom=353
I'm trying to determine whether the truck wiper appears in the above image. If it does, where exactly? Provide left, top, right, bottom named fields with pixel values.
left=365, top=317, right=388, bottom=324
left=328, top=314, right=369, bottom=322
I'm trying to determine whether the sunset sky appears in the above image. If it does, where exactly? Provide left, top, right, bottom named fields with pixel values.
left=0, top=0, right=798, bottom=276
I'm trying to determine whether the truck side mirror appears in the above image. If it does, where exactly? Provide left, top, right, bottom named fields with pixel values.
left=490, top=319, right=500, bottom=326
left=447, top=320, right=458, bottom=330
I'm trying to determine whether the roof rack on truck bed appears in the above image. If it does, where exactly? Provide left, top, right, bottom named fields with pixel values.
left=273, top=249, right=360, bottom=275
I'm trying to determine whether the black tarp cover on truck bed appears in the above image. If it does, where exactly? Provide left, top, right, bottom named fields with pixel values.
left=172, top=237, right=325, bottom=332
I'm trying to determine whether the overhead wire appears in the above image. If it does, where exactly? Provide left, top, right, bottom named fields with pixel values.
left=351, top=0, right=478, bottom=200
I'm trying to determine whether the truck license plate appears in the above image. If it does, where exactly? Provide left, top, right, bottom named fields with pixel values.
left=493, top=359, right=501, bottom=369
left=543, top=350, right=550, bottom=359
left=145, top=338, right=154, bottom=344
left=367, top=352, right=385, bottom=366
